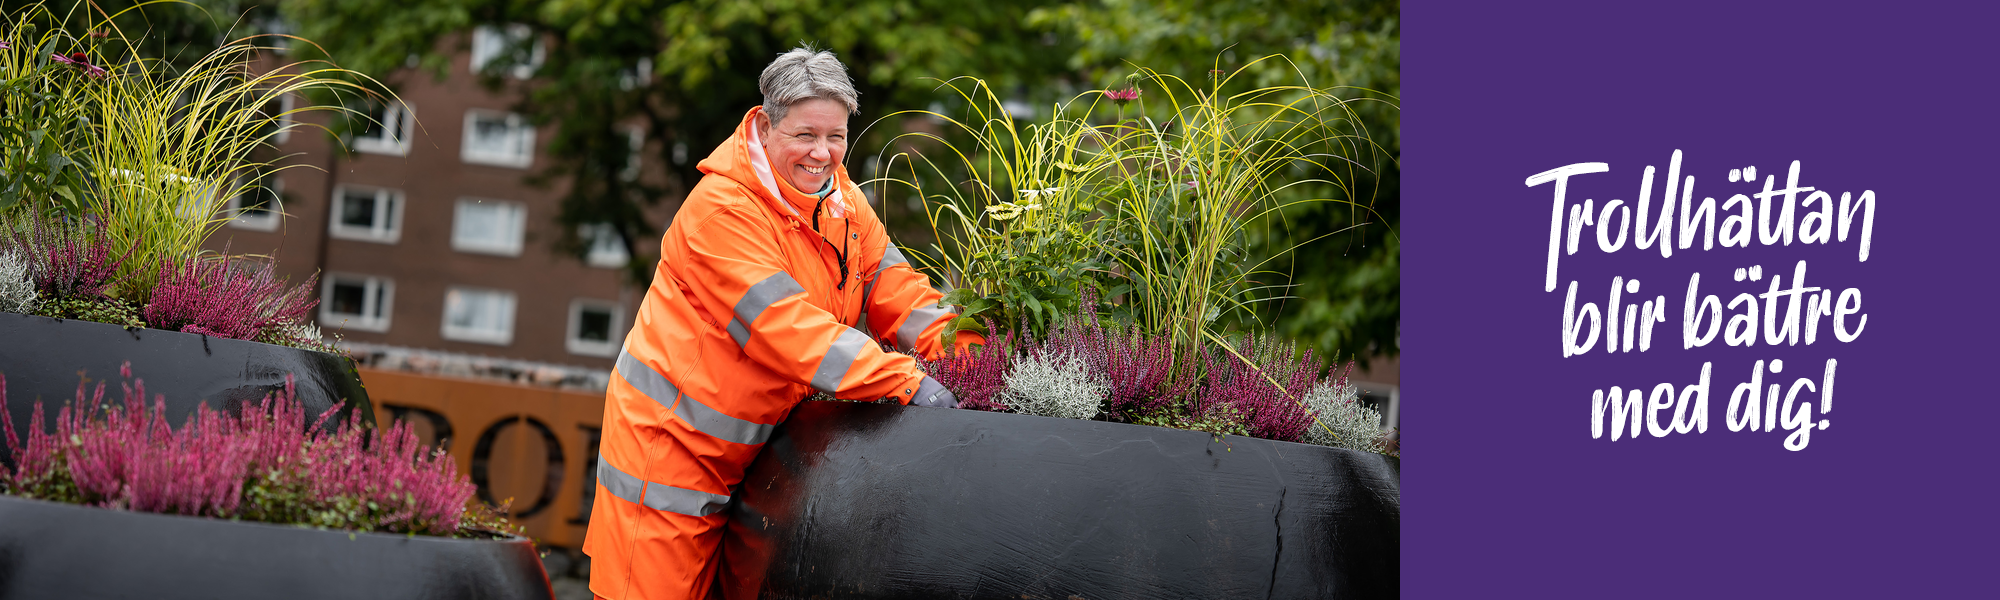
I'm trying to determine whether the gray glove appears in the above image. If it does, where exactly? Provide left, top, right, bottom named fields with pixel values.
left=910, top=376, right=959, bottom=408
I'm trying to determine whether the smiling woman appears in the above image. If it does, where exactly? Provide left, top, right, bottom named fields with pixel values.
left=582, top=46, right=982, bottom=600
left=753, top=47, right=859, bottom=195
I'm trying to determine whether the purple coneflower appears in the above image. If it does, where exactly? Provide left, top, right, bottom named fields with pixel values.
left=51, top=52, right=108, bottom=79
left=1105, top=87, right=1142, bottom=105
left=1, top=40, right=11, bottom=50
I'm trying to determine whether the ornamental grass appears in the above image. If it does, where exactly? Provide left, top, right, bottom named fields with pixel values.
left=0, top=366, right=504, bottom=537
left=866, top=58, right=1396, bottom=454
left=1, top=1, right=385, bottom=353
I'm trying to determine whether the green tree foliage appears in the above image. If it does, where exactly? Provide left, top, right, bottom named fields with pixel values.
left=276, top=0, right=1073, bottom=283
left=0, top=1, right=290, bottom=60
left=44, top=0, right=1398, bottom=362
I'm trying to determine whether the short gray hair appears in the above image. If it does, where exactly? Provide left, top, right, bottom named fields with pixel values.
left=759, top=45, right=860, bottom=125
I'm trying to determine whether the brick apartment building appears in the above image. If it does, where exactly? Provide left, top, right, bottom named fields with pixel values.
left=207, top=26, right=651, bottom=389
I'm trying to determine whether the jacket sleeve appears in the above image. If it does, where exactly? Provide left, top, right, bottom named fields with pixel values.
left=679, top=202, right=934, bottom=404
left=858, top=236, right=985, bottom=361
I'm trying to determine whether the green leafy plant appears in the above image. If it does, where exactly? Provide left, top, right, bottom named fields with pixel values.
left=874, top=78, right=1119, bottom=340
left=0, top=10, right=100, bottom=214
left=876, top=57, right=1390, bottom=359
left=871, top=59, right=1393, bottom=450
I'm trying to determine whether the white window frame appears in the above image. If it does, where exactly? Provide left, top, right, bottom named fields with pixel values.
left=441, top=286, right=518, bottom=346
left=618, top=57, right=652, bottom=90
left=580, top=223, right=630, bottom=268
left=451, top=198, right=527, bottom=256
left=353, top=102, right=414, bottom=156
left=461, top=109, right=536, bottom=168
left=320, top=274, right=394, bottom=333
left=566, top=299, right=623, bottom=357
left=225, top=174, right=283, bottom=231
left=329, top=185, right=404, bottom=244
left=470, top=24, right=544, bottom=79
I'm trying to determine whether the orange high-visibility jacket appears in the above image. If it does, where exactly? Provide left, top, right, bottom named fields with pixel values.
left=584, top=107, right=979, bottom=600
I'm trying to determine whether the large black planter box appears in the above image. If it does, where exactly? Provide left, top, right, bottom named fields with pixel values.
left=0, top=312, right=373, bottom=442
left=719, top=401, right=1401, bottom=600
left=0, top=494, right=552, bottom=599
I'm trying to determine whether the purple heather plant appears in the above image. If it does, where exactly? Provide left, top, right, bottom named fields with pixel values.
left=142, top=253, right=318, bottom=341
left=918, top=295, right=1349, bottom=447
left=2, top=215, right=132, bottom=302
left=1, top=366, right=482, bottom=536
left=1035, top=292, right=1197, bottom=418
left=915, top=319, right=1016, bottom=412
left=1193, top=334, right=1321, bottom=443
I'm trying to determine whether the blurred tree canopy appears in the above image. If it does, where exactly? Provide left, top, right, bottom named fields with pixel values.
left=35, top=0, right=1398, bottom=363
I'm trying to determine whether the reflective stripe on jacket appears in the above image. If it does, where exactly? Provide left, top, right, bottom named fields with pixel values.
left=584, top=107, right=980, bottom=600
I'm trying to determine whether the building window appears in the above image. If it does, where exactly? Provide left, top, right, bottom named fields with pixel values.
left=461, top=110, right=535, bottom=168
left=567, top=299, right=622, bottom=357
left=471, top=24, right=543, bottom=79
left=452, top=198, right=526, bottom=256
left=258, top=92, right=296, bottom=145
left=580, top=223, right=629, bottom=268
left=329, top=185, right=403, bottom=243
left=256, top=15, right=293, bottom=54
left=442, top=286, right=517, bottom=345
left=225, top=173, right=283, bottom=231
left=321, top=274, right=393, bottom=332
left=353, top=102, right=413, bottom=156
left=620, top=125, right=644, bottom=181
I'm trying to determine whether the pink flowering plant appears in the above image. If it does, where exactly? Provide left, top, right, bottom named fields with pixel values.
left=0, top=366, right=511, bottom=536
left=143, top=251, right=319, bottom=341
left=909, top=294, right=1395, bottom=455
left=0, top=214, right=333, bottom=350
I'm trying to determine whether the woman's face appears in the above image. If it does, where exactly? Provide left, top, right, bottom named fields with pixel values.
left=760, top=98, right=849, bottom=193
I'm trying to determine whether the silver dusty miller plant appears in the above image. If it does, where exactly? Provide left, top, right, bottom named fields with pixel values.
left=1001, top=349, right=1110, bottom=420
left=1302, top=378, right=1391, bottom=454
left=0, top=250, right=37, bottom=314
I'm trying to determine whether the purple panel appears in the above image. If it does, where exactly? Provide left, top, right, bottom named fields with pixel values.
left=1406, top=2, right=1998, bottom=598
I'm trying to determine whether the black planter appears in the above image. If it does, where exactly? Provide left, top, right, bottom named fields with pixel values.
left=0, top=312, right=374, bottom=444
left=718, top=401, right=1400, bottom=600
left=0, top=494, right=552, bottom=599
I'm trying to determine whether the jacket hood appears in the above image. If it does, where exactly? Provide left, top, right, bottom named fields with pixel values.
left=697, top=107, right=853, bottom=226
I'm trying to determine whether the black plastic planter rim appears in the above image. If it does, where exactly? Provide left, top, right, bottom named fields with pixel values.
left=0, top=311, right=376, bottom=439
left=722, top=400, right=1401, bottom=600
left=0, top=493, right=553, bottom=600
